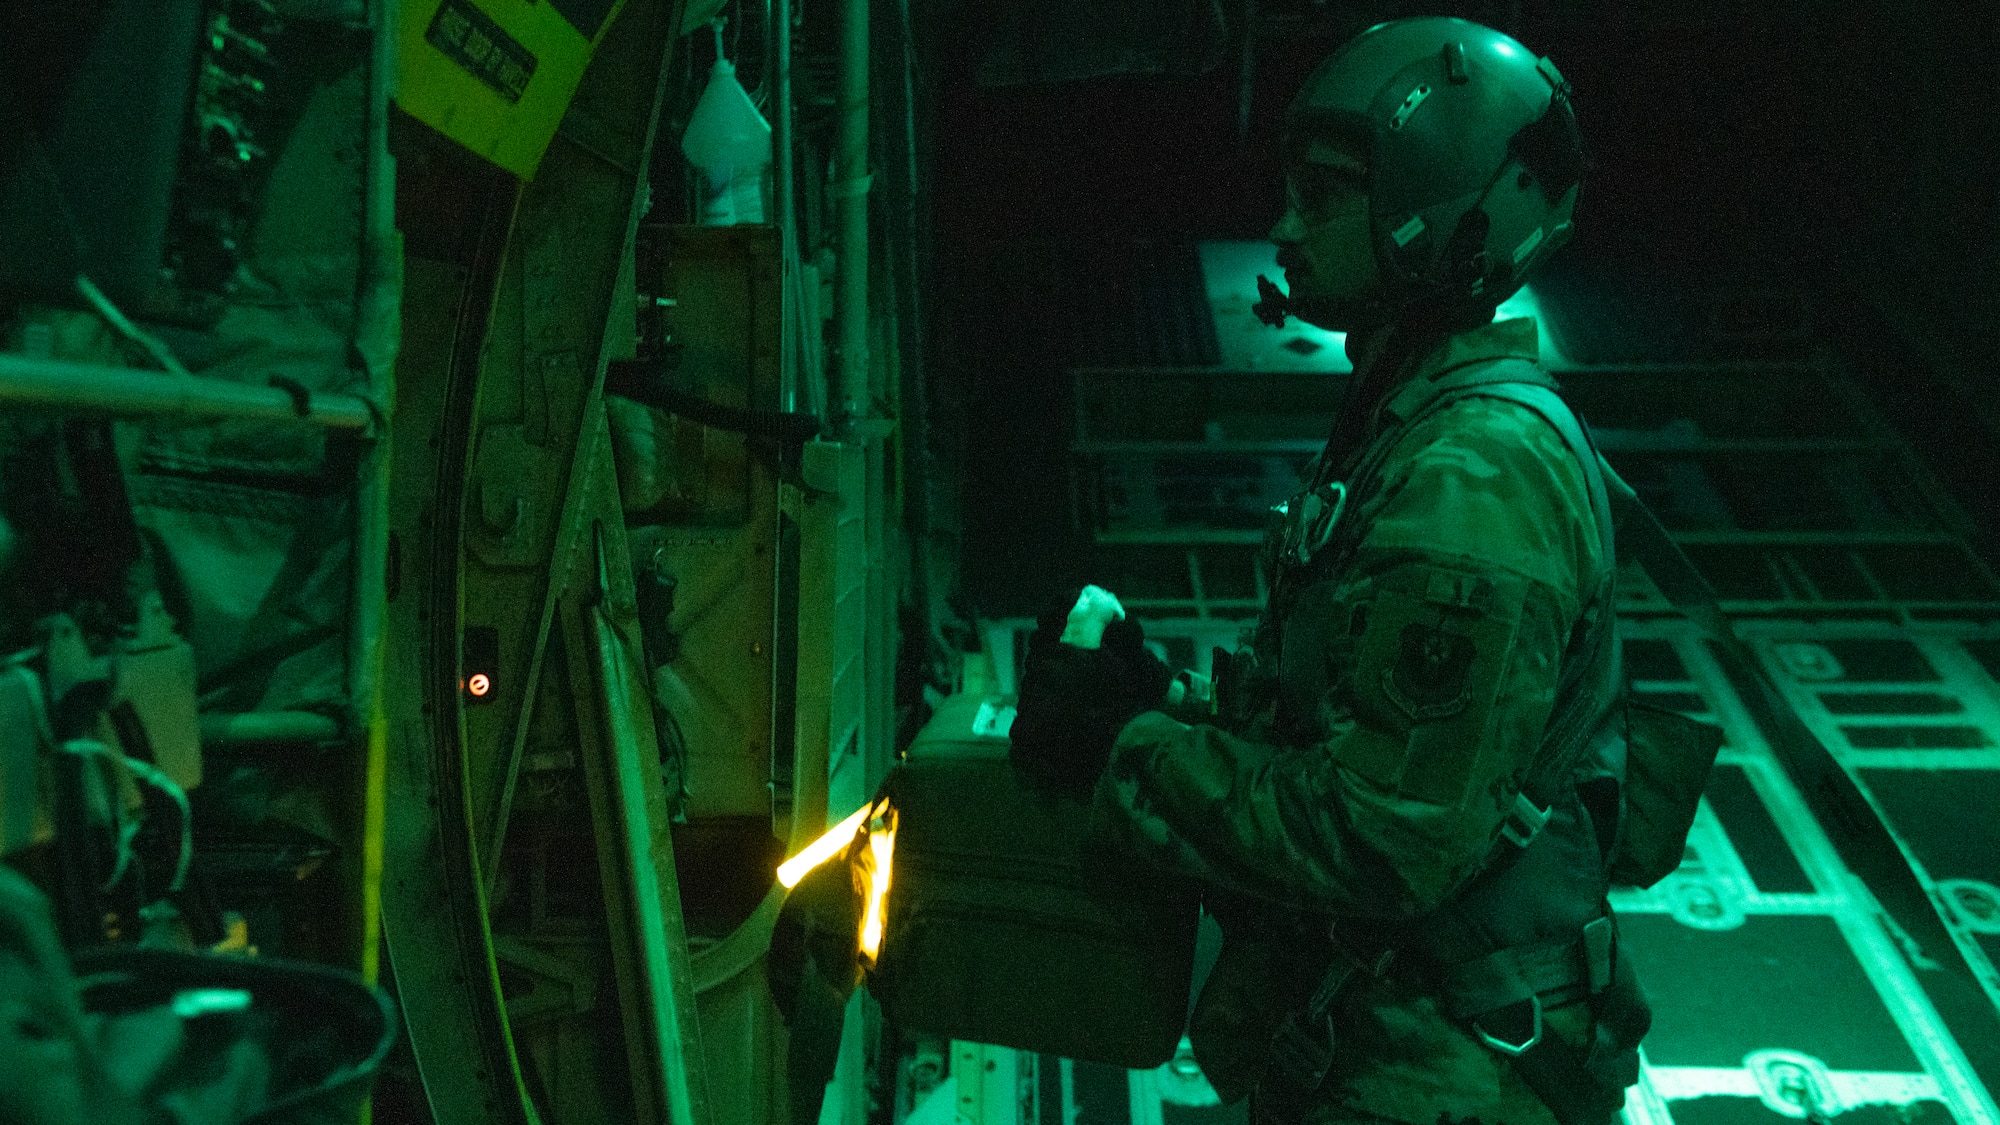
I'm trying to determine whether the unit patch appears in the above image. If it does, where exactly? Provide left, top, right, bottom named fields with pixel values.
left=1383, top=622, right=1476, bottom=721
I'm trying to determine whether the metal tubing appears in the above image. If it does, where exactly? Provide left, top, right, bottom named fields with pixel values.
left=592, top=603, right=709, bottom=1125
left=775, top=0, right=800, bottom=416
left=775, top=0, right=794, bottom=275
left=691, top=884, right=785, bottom=993
left=0, top=354, right=375, bottom=429
left=835, top=0, right=869, bottom=419
left=352, top=0, right=400, bottom=985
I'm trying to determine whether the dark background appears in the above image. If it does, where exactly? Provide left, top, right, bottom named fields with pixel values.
left=900, top=0, right=2000, bottom=618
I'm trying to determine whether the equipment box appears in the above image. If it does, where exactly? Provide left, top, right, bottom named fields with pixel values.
left=873, top=694, right=1200, bottom=1068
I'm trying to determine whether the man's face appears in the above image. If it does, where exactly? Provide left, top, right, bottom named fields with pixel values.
left=1269, top=145, right=1387, bottom=332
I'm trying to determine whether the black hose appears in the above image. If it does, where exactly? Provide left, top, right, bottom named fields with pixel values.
left=606, top=358, right=825, bottom=443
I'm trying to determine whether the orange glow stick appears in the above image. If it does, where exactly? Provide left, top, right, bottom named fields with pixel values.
left=777, top=800, right=876, bottom=888
left=858, top=807, right=897, bottom=963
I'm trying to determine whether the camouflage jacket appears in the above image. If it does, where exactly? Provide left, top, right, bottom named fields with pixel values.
left=1089, top=316, right=1611, bottom=1125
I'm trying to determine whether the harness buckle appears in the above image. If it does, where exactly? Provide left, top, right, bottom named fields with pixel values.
left=1472, top=994, right=1544, bottom=1057
left=1500, top=792, right=1551, bottom=849
left=1279, top=481, right=1348, bottom=570
left=1583, top=916, right=1615, bottom=994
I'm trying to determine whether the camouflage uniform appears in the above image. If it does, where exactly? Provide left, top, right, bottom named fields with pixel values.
left=1091, top=315, right=1624, bottom=1125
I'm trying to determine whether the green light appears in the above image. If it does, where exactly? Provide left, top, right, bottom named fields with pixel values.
left=1492, top=284, right=1566, bottom=364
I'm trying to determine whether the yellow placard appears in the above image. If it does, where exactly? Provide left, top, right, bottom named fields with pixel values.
left=396, top=0, right=626, bottom=179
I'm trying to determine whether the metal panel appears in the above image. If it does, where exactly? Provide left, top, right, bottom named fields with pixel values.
left=637, top=225, right=785, bottom=823
left=798, top=440, right=871, bottom=822
left=380, top=7, right=705, bottom=1123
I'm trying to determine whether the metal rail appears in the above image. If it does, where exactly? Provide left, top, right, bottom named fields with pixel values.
left=0, top=353, right=375, bottom=429
left=585, top=583, right=710, bottom=1125
left=1078, top=437, right=1897, bottom=456
left=1066, top=360, right=1819, bottom=378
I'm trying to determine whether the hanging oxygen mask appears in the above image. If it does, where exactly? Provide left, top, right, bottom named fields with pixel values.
left=680, top=19, right=772, bottom=226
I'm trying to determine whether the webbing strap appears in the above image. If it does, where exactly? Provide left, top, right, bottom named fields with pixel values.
left=1454, top=375, right=1621, bottom=815
left=1507, top=1029, right=1629, bottom=1125
left=1436, top=931, right=1593, bottom=1020
left=1256, top=947, right=1379, bottom=1122
left=1255, top=363, right=1625, bottom=1120
left=1364, top=360, right=1621, bottom=844
left=1442, top=915, right=1637, bottom=1125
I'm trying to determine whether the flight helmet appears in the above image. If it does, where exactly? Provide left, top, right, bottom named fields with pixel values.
left=1262, top=17, right=1584, bottom=331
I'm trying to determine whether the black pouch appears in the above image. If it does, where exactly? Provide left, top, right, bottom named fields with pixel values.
left=1607, top=698, right=1725, bottom=888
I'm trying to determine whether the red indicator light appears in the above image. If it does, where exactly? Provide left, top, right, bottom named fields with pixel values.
left=468, top=673, right=492, bottom=697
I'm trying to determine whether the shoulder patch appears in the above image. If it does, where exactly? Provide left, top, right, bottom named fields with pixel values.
left=1384, top=622, right=1476, bottom=721
left=1329, top=553, right=1542, bottom=806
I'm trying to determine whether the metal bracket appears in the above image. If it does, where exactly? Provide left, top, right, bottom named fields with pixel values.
left=1472, top=995, right=1544, bottom=1057
left=1500, top=791, right=1551, bottom=849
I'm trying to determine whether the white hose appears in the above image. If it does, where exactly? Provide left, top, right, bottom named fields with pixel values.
left=58, top=738, right=193, bottom=894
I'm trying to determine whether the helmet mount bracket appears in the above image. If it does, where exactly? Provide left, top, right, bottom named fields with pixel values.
left=1442, top=42, right=1470, bottom=84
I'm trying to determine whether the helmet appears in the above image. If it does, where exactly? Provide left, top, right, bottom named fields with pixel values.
left=1267, top=17, right=1583, bottom=330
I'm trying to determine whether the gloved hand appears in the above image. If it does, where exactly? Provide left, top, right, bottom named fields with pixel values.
left=1009, top=586, right=1172, bottom=797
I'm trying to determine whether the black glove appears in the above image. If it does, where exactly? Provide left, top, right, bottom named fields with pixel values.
left=767, top=843, right=862, bottom=1029
left=1009, top=590, right=1171, bottom=797
left=767, top=847, right=863, bottom=1125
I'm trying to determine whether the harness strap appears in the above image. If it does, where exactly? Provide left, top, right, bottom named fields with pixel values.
left=1434, top=915, right=1613, bottom=1021
left=1506, top=1026, right=1632, bottom=1125
left=1254, top=360, right=1632, bottom=1125
left=1478, top=929, right=1651, bottom=1125
left=1349, top=361, right=1621, bottom=856
left=1256, top=937, right=1391, bottom=1123
left=1460, top=376, right=1620, bottom=829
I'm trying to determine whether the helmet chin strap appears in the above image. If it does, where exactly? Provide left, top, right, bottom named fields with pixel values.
left=1255, top=280, right=1398, bottom=335
left=1256, top=262, right=1496, bottom=332
left=1258, top=203, right=1445, bottom=335
left=1391, top=159, right=1515, bottom=321
left=1253, top=276, right=1404, bottom=336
